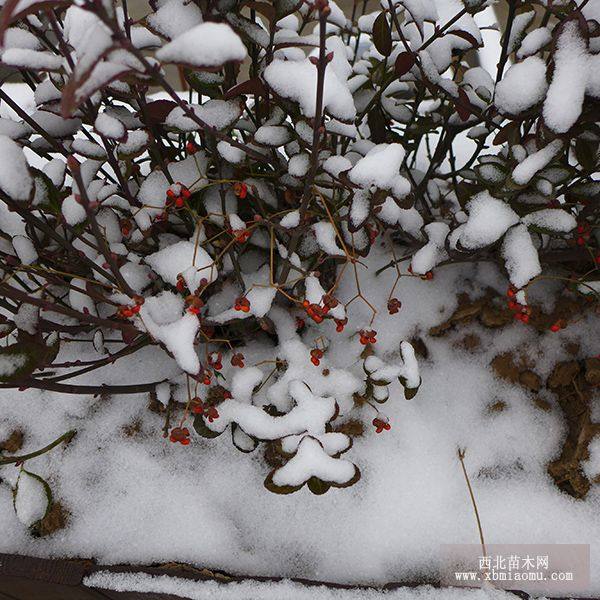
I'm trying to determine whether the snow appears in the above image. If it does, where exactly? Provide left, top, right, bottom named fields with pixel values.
left=516, top=27, right=552, bottom=59
left=72, top=139, right=107, bottom=159
left=166, top=100, right=242, bottom=131
left=0, top=135, right=33, bottom=201
left=62, top=194, right=87, bottom=226
left=254, top=125, right=290, bottom=147
left=217, top=140, right=244, bottom=164
left=349, top=144, right=406, bottom=191
left=85, top=571, right=516, bottom=600
left=117, top=130, right=150, bottom=156
left=323, top=155, right=352, bottom=177
left=0, top=117, right=29, bottom=140
left=494, top=56, right=547, bottom=115
left=1, top=48, right=62, bottom=70
left=2, top=249, right=600, bottom=592
left=12, top=235, right=37, bottom=265
left=95, top=112, right=126, bottom=140
left=146, top=240, right=217, bottom=291
left=0, top=354, right=27, bottom=378
left=280, top=210, right=300, bottom=229
left=501, top=224, right=541, bottom=288
left=506, top=10, right=535, bottom=54
left=138, top=292, right=200, bottom=375
left=410, top=222, right=449, bottom=274
left=521, top=208, right=576, bottom=233
left=146, top=0, right=203, bottom=40
left=14, top=470, right=49, bottom=527
left=4, top=27, right=41, bottom=50
left=264, top=59, right=356, bottom=121
left=459, top=192, right=519, bottom=250
left=204, top=380, right=336, bottom=440
left=543, top=20, right=591, bottom=133
left=313, top=221, right=345, bottom=256
left=2, top=4, right=600, bottom=597
left=271, top=436, right=357, bottom=487
left=156, top=23, right=247, bottom=68
left=288, top=153, right=310, bottom=177
left=512, top=140, right=563, bottom=186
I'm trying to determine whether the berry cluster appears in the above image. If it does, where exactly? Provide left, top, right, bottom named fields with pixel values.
left=387, top=298, right=401, bottom=314
left=234, top=297, right=251, bottom=312
left=233, top=182, right=248, bottom=199
left=505, top=287, right=530, bottom=324
left=310, top=348, right=324, bottom=366
left=231, top=353, right=245, bottom=368
left=301, top=294, right=340, bottom=325
left=575, top=222, right=591, bottom=246
left=185, top=294, right=204, bottom=315
left=190, top=397, right=220, bottom=421
left=185, top=140, right=198, bottom=155
left=166, top=183, right=191, bottom=208
left=117, top=295, right=144, bottom=318
left=169, top=426, right=190, bottom=445
left=372, top=418, right=391, bottom=434
left=334, top=317, right=347, bottom=333
left=208, top=351, right=223, bottom=370
left=359, top=329, right=377, bottom=345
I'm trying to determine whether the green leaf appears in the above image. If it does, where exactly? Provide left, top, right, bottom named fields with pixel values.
left=31, top=168, right=61, bottom=213
left=575, top=138, right=597, bottom=172
left=0, top=335, right=59, bottom=383
left=13, top=469, right=53, bottom=532
left=394, top=51, right=415, bottom=77
left=399, top=376, right=421, bottom=400
left=193, top=414, right=223, bottom=439
left=274, top=0, right=302, bottom=19
left=263, top=471, right=303, bottom=494
left=185, top=71, right=224, bottom=99
left=231, top=423, right=258, bottom=453
left=372, top=12, right=392, bottom=57
left=307, top=477, right=331, bottom=495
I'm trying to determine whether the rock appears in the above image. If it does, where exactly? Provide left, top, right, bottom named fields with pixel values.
left=547, top=361, right=580, bottom=390
left=0, top=429, right=24, bottom=453
left=519, top=370, right=541, bottom=392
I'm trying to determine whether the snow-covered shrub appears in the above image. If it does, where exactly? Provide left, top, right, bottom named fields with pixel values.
left=0, top=0, right=596, bottom=493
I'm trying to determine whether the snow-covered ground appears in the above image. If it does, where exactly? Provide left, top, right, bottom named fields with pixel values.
left=83, top=571, right=519, bottom=600
left=1, top=245, right=598, bottom=596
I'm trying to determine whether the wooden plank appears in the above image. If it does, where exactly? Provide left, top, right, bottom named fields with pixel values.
left=0, top=576, right=103, bottom=600
left=0, top=553, right=88, bottom=586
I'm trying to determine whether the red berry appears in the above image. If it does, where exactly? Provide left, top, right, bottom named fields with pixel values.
left=231, top=353, right=245, bottom=368
left=387, top=298, right=401, bottom=314
left=335, top=317, right=347, bottom=332
left=311, top=356, right=320, bottom=366
left=372, top=417, right=390, bottom=434
left=191, top=397, right=204, bottom=414
left=233, top=182, right=248, bottom=199
left=206, top=406, right=219, bottom=422
left=550, top=323, right=561, bottom=333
